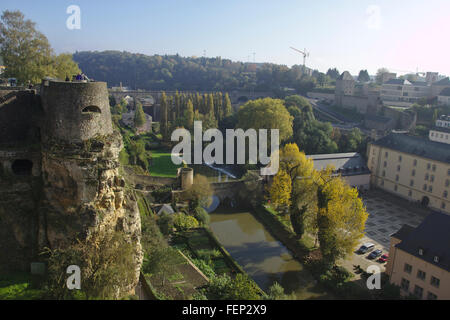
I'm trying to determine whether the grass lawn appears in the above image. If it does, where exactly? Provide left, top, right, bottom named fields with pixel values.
left=0, top=273, right=45, bottom=300
left=150, top=150, right=180, bottom=178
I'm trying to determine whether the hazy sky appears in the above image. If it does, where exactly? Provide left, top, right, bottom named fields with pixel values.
left=2, top=0, right=450, bottom=76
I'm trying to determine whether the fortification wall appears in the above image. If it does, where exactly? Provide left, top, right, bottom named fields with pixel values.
left=40, top=81, right=113, bottom=143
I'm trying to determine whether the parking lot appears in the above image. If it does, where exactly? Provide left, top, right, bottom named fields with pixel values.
left=341, top=189, right=430, bottom=275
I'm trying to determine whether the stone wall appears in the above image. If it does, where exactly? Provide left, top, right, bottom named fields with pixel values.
left=40, top=81, right=113, bottom=144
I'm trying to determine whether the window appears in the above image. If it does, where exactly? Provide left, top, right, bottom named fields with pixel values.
left=432, top=164, right=436, bottom=172
left=385, top=152, right=388, bottom=158
left=444, top=191, right=448, bottom=198
left=428, top=185, right=433, bottom=193
left=404, top=263, right=412, bottom=273
left=442, top=202, right=446, bottom=210
left=427, top=163, right=431, bottom=170
left=417, top=270, right=426, bottom=280
left=425, top=173, right=429, bottom=181
left=401, top=278, right=410, bottom=291
left=431, top=276, right=440, bottom=288
left=408, top=190, right=412, bottom=197
left=418, top=248, right=424, bottom=256
left=410, top=180, right=414, bottom=187
left=446, top=179, right=449, bottom=187
left=384, top=161, right=387, bottom=168
left=397, top=165, right=401, bottom=172
left=396, top=175, right=399, bottom=182
left=382, top=170, right=386, bottom=177
left=412, top=169, right=416, bottom=176
left=399, top=155, right=402, bottom=162
left=423, top=184, right=427, bottom=191
left=447, top=169, right=450, bottom=176
left=414, top=285, right=423, bottom=299
left=427, top=292, right=437, bottom=300
left=434, top=256, right=440, bottom=263
left=413, top=159, right=417, bottom=166
left=430, top=175, right=435, bottom=183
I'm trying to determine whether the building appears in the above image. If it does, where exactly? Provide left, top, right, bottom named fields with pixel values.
left=429, top=115, right=450, bottom=144
left=380, top=79, right=430, bottom=107
left=386, top=212, right=450, bottom=300
left=382, top=72, right=397, bottom=84
left=431, top=77, right=450, bottom=98
left=306, top=152, right=371, bottom=190
left=367, top=132, right=450, bottom=214
left=438, top=88, right=450, bottom=106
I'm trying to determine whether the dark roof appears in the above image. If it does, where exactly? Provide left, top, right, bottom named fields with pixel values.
left=439, top=87, right=450, bottom=97
left=338, top=71, right=354, bottom=81
left=384, top=79, right=410, bottom=85
left=430, top=126, right=450, bottom=134
left=391, top=224, right=415, bottom=240
left=371, top=132, right=450, bottom=164
left=433, top=77, right=450, bottom=86
left=396, top=212, right=450, bottom=272
left=306, top=152, right=370, bottom=176
left=411, top=81, right=429, bottom=87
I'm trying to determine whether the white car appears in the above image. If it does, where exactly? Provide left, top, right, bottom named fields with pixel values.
left=357, top=243, right=375, bottom=254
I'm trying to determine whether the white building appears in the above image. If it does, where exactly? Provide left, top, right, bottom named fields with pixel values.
left=429, top=115, right=450, bottom=145
left=381, top=79, right=431, bottom=107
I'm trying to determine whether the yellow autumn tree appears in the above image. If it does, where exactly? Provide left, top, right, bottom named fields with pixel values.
left=316, top=168, right=368, bottom=267
left=269, top=169, right=291, bottom=210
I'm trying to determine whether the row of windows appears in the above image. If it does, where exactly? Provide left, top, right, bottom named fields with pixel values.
left=400, top=278, right=438, bottom=300
left=379, top=180, right=447, bottom=209
left=430, top=131, right=449, bottom=141
left=404, top=264, right=441, bottom=287
left=382, top=152, right=450, bottom=175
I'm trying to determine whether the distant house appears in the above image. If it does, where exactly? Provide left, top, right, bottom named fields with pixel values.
left=306, top=152, right=371, bottom=191
left=438, top=88, right=450, bottom=106
left=156, top=204, right=175, bottom=216
left=386, top=212, right=450, bottom=300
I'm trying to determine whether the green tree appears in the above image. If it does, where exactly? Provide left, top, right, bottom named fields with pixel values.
left=143, top=246, right=184, bottom=286
left=184, top=99, right=194, bottom=130
left=0, top=10, right=54, bottom=84
left=134, top=102, right=146, bottom=128
left=357, top=70, right=370, bottom=82
left=160, top=92, right=169, bottom=140
left=184, top=174, right=213, bottom=211
left=224, top=93, right=233, bottom=117
left=326, top=68, right=340, bottom=80
left=53, top=53, right=81, bottom=80
left=0, top=10, right=80, bottom=84
left=237, top=98, right=293, bottom=142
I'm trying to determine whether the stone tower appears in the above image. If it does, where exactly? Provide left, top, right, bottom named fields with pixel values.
left=40, top=80, right=113, bottom=143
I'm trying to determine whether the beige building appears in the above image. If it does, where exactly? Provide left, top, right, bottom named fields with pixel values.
left=368, top=133, right=450, bottom=214
left=386, top=212, right=450, bottom=300
left=380, top=79, right=430, bottom=107
left=429, top=115, right=450, bottom=145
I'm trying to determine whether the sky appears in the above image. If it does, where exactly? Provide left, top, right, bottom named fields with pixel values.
left=2, top=0, right=450, bottom=76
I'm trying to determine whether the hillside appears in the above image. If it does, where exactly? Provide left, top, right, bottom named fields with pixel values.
left=73, top=51, right=316, bottom=93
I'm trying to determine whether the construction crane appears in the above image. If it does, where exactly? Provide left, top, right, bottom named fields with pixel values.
left=290, top=47, right=309, bottom=69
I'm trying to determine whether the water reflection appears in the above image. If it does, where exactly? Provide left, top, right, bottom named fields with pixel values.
left=210, top=207, right=332, bottom=299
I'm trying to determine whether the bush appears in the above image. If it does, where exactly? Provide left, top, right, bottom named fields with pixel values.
left=157, top=212, right=175, bottom=235
left=206, top=274, right=261, bottom=300
left=194, top=207, right=210, bottom=225
left=173, top=213, right=199, bottom=231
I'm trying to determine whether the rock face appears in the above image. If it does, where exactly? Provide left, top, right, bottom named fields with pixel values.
left=0, top=81, right=143, bottom=297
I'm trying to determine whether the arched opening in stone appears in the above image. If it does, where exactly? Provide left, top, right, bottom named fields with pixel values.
left=82, top=105, right=102, bottom=114
left=421, top=196, right=430, bottom=207
left=12, top=159, right=33, bottom=176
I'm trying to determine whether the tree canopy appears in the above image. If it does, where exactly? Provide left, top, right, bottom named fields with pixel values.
left=237, top=98, right=293, bottom=142
left=0, top=10, right=81, bottom=84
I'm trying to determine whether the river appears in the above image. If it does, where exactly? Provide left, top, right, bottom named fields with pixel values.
left=209, top=206, right=333, bottom=299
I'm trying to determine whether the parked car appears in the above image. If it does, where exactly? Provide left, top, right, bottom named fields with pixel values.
left=368, top=249, right=383, bottom=260
left=378, top=254, right=389, bottom=263
left=357, top=243, right=375, bottom=254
